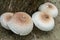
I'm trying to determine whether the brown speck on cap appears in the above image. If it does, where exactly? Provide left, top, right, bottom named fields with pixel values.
left=11, top=12, right=32, bottom=26
left=45, top=3, right=54, bottom=9
left=4, top=13, right=13, bottom=22
left=39, top=12, right=51, bottom=23
left=48, top=4, right=53, bottom=8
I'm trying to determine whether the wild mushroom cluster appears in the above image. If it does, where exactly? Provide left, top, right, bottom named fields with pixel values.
left=0, top=2, right=58, bottom=36
left=0, top=12, right=33, bottom=36
left=32, top=2, right=58, bottom=31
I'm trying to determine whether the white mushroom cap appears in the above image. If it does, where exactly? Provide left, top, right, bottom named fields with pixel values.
left=0, top=12, right=14, bottom=30
left=32, top=11, right=55, bottom=31
left=8, top=12, right=33, bottom=35
left=38, top=2, right=58, bottom=17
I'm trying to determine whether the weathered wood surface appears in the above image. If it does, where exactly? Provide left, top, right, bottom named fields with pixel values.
left=0, top=0, right=60, bottom=40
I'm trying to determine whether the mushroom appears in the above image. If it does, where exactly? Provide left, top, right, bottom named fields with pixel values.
left=0, top=12, right=14, bottom=30
left=38, top=2, right=58, bottom=17
left=7, top=12, right=33, bottom=35
left=32, top=11, right=55, bottom=31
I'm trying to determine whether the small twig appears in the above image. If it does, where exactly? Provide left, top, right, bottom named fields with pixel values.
left=31, top=33, right=37, bottom=40
left=8, top=0, right=13, bottom=11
